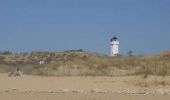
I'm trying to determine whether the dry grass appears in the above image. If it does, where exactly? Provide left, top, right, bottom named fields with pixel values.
left=0, top=50, right=170, bottom=76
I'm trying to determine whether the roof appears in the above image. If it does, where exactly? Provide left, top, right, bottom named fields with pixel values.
left=110, top=36, right=118, bottom=41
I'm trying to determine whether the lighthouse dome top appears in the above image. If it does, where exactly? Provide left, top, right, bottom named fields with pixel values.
left=111, top=36, right=118, bottom=42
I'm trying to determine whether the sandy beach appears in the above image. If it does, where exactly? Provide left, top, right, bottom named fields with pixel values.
left=1, top=92, right=170, bottom=100
left=1, top=73, right=170, bottom=100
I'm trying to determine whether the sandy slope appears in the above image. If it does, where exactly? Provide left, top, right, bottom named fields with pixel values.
left=0, top=73, right=170, bottom=100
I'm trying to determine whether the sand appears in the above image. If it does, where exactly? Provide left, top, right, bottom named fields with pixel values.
left=0, top=73, right=170, bottom=100
left=1, top=92, right=170, bottom=100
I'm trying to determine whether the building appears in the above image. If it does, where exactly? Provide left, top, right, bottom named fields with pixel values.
left=39, top=60, right=44, bottom=65
left=110, top=36, right=119, bottom=56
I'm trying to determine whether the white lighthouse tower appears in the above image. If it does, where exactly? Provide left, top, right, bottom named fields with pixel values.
left=110, top=36, right=119, bottom=56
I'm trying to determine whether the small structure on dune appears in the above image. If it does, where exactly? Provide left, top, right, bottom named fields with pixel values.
left=39, top=60, right=44, bottom=65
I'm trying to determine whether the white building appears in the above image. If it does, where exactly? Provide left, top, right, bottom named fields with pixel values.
left=110, top=36, right=119, bottom=56
left=39, top=60, right=44, bottom=65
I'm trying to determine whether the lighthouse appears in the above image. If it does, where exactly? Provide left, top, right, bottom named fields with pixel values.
left=110, top=36, right=119, bottom=56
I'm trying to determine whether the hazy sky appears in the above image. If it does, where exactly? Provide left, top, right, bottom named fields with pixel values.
left=0, top=0, right=170, bottom=55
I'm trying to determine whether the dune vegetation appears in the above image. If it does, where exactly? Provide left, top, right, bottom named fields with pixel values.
left=0, top=50, right=170, bottom=77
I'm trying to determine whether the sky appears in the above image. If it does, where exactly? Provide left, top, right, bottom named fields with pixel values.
left=0, top=0, right=170, bottom=55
